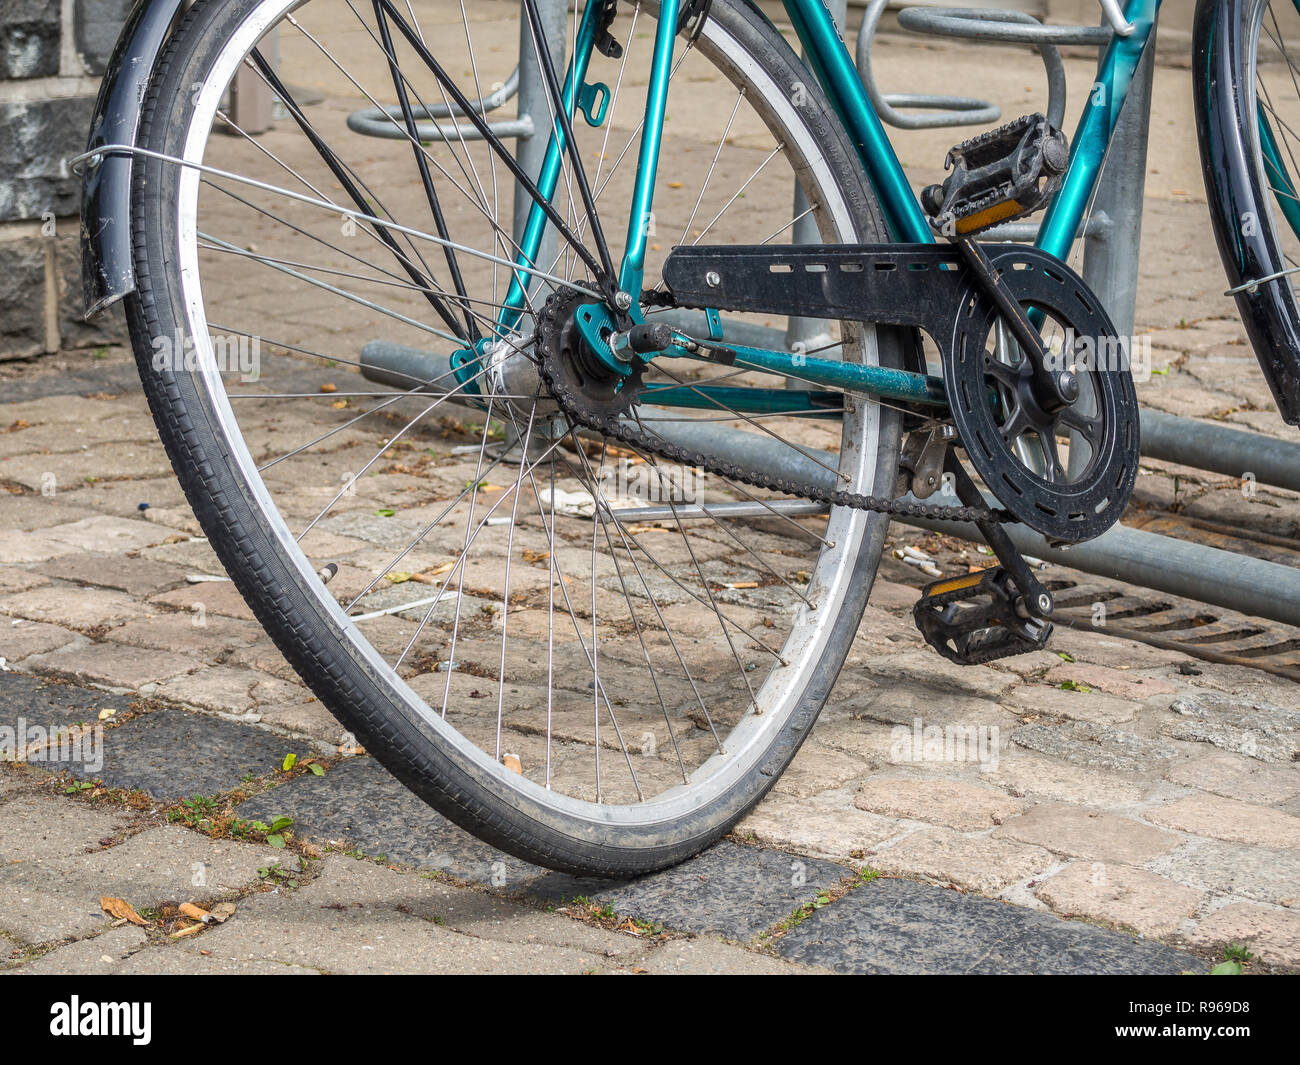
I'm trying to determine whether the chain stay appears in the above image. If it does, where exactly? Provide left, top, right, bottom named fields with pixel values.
left=534, top=292, right=1011, bottom=524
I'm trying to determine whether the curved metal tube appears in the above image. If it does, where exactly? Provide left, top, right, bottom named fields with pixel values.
left=856, top=0, right=1000, bottom=130
left=892, top=6, right=1082, bottom=131
left=346, top=66, right=529, bottom=142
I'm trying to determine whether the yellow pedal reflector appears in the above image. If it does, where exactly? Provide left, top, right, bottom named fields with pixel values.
left=924, top=571, right=986, bottom=598
left=956, top=199, right=1023, bottom=235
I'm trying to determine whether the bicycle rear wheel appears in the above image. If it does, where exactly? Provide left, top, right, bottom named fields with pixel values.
left=127, top=0, right=907, bottom=876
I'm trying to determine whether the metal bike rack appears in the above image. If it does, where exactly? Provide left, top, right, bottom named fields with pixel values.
left=356, top=2, right=1300, bottom=626
left=347, top=67, right=529, bottom=143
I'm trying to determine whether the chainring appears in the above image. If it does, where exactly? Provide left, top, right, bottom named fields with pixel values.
left=946, top=248, right=1140, bottom=543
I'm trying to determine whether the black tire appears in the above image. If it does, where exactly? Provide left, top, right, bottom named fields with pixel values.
left=126, top=0, right=908, bottom=876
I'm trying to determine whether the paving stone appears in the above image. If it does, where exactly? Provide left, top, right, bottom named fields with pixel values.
left=44, top=515, right=185, bottom=553
left=177, top=856, right=610, bottom=975
left=26, top=641, right=197, bottom=689
left=983, top=747, right=1148, bottom=805
left=112, top=948, right=320, bottom=975
left=0, top=825, right=271, bottom=943
left=771, top=741, right=872, bottom=798
left=1002, top=683, right=1141, bottom=726
left=1148, top=839, right=1300, bottom=906
left=573, top=841, right=850, bottom=942
left=153, top=666, right=305, bottom=717
left=27, top=708, right=290, bottom=799
left=150, top=582, right=255, bottom=621
left=1187, top=903, right=1300, bottom=970
left=254, top=700, right=349, bottom=746
left=733, top=794, right=903, bottom=863
left=0, top=568, right=49, bottom=594
left=808, top=715, right=912, bottom=765
left=138, top=506, right=201, bottom=537
left=0, top=795, right=130, bottom=864
left=1033, top=861, right=1203, bottom=939
left=773, top=877, right=1204, bottom=974
left=1164, top=690, right=1300, bottom=763
left=867, top=579, right=919, bottom=612
left=637, top=937, right=823, bottom=974
left=104, top=613, right=266, bottom=657
left=43, top=553, right=189, bottom=597
left=0, top=585, right=150, bottom=630
left=9, top=926, right=148, bottom=975
left=235, top=756, right=545, bottom=887
left=0, top=532, right=80, bottom=565
left=853, top=650, right=1015, bottom=704
left=259, top=853, right=637, bottom=959
left=1166, top=751, right=1300, bottom=805
left=853, top=777, right=1025, bottom=832
left=1011, top=719, right=1178, bottom=774
left=1050, top=628, right=1197, bottom=671
left=0, top=491, right=99, bottom=533
left=0, top=619, right=80, bottom=663
left=993, top=803, right=1180, bottom=864
left=0, top=448, right=172, bottom=493
left=869, top=828, right=1056, bottom=895
left=137, top=538, right=222, bottom=572
left=0, top=672, right=135, bottom=726
left=1043, top=663, right=1178, bottom=701
left=1166, top=663, right=1300, bottom=707
left=1144, top=793, right=1300, bottom=850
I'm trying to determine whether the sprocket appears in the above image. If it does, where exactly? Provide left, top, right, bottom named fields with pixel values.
left=535, top=288, right=644, bottom=428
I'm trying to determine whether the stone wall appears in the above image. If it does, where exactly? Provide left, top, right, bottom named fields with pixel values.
left=1, top=0, right=131, bottom=360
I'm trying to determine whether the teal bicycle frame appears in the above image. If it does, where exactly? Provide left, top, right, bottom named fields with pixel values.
left=487, top=0, right=1163, bottom=416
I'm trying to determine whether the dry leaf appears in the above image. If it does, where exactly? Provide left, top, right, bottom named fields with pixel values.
left=101, top=896, right=147, bottom=926
left=319, top=382, right=338, bottom=393
left=502, top=753, right=523, bottom=774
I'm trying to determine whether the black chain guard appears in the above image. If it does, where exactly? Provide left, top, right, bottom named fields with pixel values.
left=662, top=242, right=1140, bottom=543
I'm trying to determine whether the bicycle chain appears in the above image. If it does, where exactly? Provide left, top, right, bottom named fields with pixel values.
left=534, top=291, right=1015, bottom=525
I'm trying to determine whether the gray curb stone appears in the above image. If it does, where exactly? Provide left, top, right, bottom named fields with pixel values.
left=774, top=877, right=1206, bottom=974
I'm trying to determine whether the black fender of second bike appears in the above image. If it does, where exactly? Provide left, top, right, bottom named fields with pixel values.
left=1195, top=0, right=1300, bottom=425
left=80, top=0, right=187, bottom=319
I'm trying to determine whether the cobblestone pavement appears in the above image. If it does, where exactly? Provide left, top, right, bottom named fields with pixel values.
left=2, top=10, right=1299, bottom=974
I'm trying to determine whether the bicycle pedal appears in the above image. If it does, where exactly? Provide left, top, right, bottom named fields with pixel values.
left=921, top=113, right=1069, bottom=238
left=913, top=566, right=1053, bottom=666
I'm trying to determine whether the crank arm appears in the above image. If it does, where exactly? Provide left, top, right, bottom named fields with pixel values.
left=944, top=452, right=1053, bottom=621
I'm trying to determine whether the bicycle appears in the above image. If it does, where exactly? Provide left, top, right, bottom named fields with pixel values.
left=75, top=0, right=1300, bottom=876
